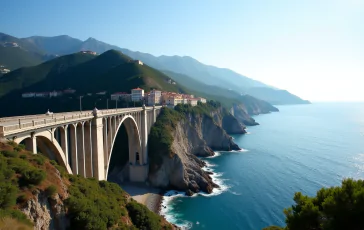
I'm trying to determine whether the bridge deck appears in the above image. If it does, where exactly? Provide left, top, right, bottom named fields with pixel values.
left=0, top=106, right=161, bottom=137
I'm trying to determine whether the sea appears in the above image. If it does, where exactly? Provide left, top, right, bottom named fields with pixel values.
left=160, top=102, right=364, bottom=230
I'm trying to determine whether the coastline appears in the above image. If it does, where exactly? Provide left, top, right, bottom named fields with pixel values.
left=117, top=182, right=162, bottom=213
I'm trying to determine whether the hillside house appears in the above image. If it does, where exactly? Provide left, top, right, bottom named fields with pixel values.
left=147, top=89, right=162, bottom=106
left=111, top=92, right=131, bottom=101
left=131, top=88, right=144, bottom=101
left=22, top=92, right=35, bottom=98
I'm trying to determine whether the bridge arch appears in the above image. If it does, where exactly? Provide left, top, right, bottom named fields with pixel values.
left=15, top=130, right=72, bottom=174
left=105, top=115, right=142, bottom=180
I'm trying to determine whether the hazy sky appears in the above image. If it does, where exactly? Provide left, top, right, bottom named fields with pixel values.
left=1, top=0, right=363, bottom=101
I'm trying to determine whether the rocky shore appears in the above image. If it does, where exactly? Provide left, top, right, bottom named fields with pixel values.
left=148, top=108, right=241, bottom=196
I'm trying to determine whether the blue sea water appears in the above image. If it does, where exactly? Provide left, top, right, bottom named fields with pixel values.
left=160, top=103, right=364, bottom=230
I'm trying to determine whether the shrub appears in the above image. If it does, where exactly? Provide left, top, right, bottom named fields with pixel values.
left=65, top=176, right=129, bottom=230
left=1, top=150, right=18, bottom=158
left=0, top=209, right=33, bottom=227
left=45, top=185, right=57, bottom=197
left=266, top=179, right=364, bottom=230
left=0, top=182, right=17, bottom=208
left=20, top=169, right=46, bottom=186
left=7, top=141, right=17, bottom=147
left=126, top=201, right=164, bottom=230
left=19, top=155, right=27, bottom=159
left=49, top=160, right=57, bottom=166
left=32, top=155, right=46, bottom=166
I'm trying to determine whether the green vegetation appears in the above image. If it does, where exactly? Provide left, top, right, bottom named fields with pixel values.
left=148, top=102, right=224, bottom=170
left=0, top=52, right=95, bottom=98
left=45, top=185, right=57, bottom=197
left=174, top=100, right=225, bottom=117
left=66, top=176, right=129, bottom=229
left=66, top=175, right=171, bottom=230
left=148, top=108, right=184, bottom=168
left=126, top=201, right=171, bottom=230
left=0, top=142, right=173, bottom=230
left=0, top=46, right=43, bottom=71
left=0, top=143, right=48, bottom=228
left=266, top=179, right=364, bottom=230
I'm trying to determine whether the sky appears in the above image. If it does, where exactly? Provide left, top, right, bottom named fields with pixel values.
left=1, top=0, right=363, bottom=101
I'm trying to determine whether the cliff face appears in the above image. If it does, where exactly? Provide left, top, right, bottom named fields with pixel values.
left=148, top=111, right=240, bottom=195
left=21, top=169, right=69, bottom=230
left=231, top=97, right=279, bottom=126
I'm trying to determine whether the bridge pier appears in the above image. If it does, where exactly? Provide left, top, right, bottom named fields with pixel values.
left=92, top=114, right=105, bottom=180
left=69, top=124, right=78, bottom=174
left=25, top=134, right=37, bottom=154
left=60, top=125, right=68, bottom=165
left=84, top=122, right=93, bottom=177
left=77, top=123, right=86, bottom=177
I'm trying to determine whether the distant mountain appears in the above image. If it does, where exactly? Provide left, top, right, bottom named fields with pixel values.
left=23, top=35, right=82, bottom=55
left=0, top=33, right=57, bottom=70
left=0, top=32, right=309, bottom=105
left=0, top=50, right=183, bottom=99
left=0, top=46, right=43, bottom=70
left=246, top=87, right=310, bottom=105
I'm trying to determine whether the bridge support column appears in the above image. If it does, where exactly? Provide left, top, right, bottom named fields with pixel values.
left=69, top=125, right=78, bottom=175
left=129, top=105, right=149, bottom=182
left=152, top=105, right=156, bottom=123
left=84, top=122, right=93, bottom=178
left=60, top=125, right=68, bottom=165
left=77, top=123, right=86, bottom=177
left=25, top=134, right=37, bottom=154
left=92, top=116, right=105, bottom=180
left=141, top=106, right=148, bottom=165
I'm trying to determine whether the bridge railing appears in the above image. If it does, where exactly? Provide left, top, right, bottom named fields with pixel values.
left=0, top=111, right=93, bottom=122
left=0, top=112, right=94, bottom=136
left=0, top=106, right=162, bottom=137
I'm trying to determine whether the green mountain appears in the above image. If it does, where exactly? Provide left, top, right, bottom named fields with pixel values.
left=0, top=33, right=57, bottom=71
left=0, top=52, right=96, bottom=97
left=1, top=32, right=309, bottom=105
left=0, top=50, right=187, bottom=116
left=0, top=46, right=43, bottom=70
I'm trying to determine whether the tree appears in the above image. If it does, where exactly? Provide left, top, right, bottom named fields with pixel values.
left=266, top=179, right=364, bottom=230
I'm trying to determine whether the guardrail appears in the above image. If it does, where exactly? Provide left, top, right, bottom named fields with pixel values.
left=0, top=112, right=94, bottom=137
left=0, top=106, right=163, bottom=137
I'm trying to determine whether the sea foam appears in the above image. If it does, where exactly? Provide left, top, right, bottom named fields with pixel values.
left=160, top=157, right=231, bottom=228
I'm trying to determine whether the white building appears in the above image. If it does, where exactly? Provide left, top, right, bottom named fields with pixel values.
left=131, top=88, right=144, bottom=101
left=147, top=90, right=162, bottom=106
left=0, top=68, right=10, bottom=74
left=111, top=92, right=131, bottom=101
left=197, top=97, right=207, bottom=103
left=96, top=91, right=107, bottom=95
left=22, top=92, right=35, bottom=98
left=63, top=88, right=76, bottom=94
left=35, top=92, right=50, bottom=98
left=49, top=91, right=63, bottom=97
left=135, top=60, right=143, bottom=65
left=188, top=98, right=199, bottom=106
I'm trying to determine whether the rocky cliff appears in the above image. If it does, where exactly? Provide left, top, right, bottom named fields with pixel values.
left=21, top=169, right=69, bottom=230
left=231, top=96, right=279, bottom=126
left=148, top=106, right=240, bottom=195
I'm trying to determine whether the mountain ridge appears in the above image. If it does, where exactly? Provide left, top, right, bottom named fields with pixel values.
left=0, top=32, right=309, bottom=105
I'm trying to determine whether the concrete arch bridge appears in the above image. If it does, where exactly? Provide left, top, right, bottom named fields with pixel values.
left=0, top=106, right=161, bottom=181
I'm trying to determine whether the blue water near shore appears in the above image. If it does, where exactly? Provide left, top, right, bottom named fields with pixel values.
left=160, top=102, right=364, bottom=230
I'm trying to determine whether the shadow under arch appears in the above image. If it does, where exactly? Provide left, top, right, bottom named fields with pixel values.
left=16, top=131, right=73, bottom=174
left=106, top=115, right=142, bottom=182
